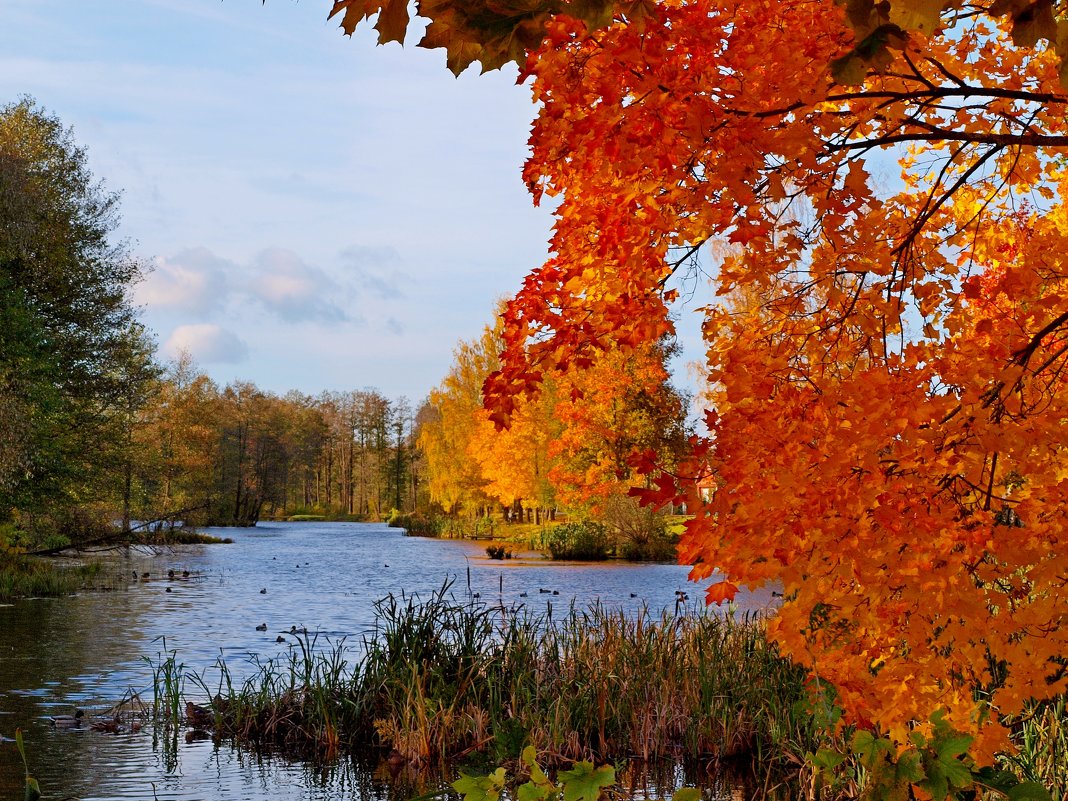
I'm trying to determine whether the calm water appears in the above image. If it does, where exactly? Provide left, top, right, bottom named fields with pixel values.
left=0, top=522, right=774, bottom=800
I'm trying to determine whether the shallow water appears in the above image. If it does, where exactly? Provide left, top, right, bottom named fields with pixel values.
left=0, top=521, right=774, bottom=800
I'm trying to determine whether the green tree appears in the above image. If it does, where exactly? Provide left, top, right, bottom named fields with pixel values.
left=0, top=97, right=143, bottom=542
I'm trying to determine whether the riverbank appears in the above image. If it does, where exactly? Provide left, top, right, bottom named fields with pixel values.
left=147, top=586, right=1067, bottom=799
left=3, top=522, right=1062, bottom=800
left=0, top=523, right=230, bottom=599
left=152, top=586, right=829, bottom=783
left=388, top=511, right=686, bottom=562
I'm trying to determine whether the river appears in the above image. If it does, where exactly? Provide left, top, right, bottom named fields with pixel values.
left=0, top=521, right=774, bottom=800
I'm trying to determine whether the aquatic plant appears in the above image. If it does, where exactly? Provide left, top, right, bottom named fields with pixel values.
left=148, top=584, right=827, bottom=773
left=0, top=552, right=102, bottom=600
left=144, top=640, right=186, bottom=727
left=15, top=728, right=41, bottom=801
left=145, top=584, right=1064, bottom=798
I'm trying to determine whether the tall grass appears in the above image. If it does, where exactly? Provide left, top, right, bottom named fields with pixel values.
left=1003, top=696, right=1067, bottom=801
left=0, top=552, right=101, bottom=599
left=148, top=583, right=832, bottom=776
left=146, top=585, right=1068, bottom=798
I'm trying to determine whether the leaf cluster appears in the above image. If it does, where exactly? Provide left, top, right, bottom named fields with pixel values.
left=452, top=747, right=625, bottom=801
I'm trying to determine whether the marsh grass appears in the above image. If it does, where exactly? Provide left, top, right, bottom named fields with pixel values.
left=145, top=641, right=187, bottom=726
left=0, top=552, right=102, bottom=599
left=147, top=582, right=833, bottom=777
left=145, top=585, right=1068, bottom=799
left=1003, top=696, right=1067, bottom=801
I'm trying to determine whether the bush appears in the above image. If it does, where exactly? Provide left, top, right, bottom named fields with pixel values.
left=603, top=495, right=678, bottom=561
left=547, top=521, right=612, bottom=561
left=387, top=511, right=443, bottom=537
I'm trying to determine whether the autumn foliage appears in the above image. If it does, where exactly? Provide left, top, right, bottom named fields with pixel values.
left=419, top=309, right=686, bottom=526
left=335, top=0, right=1068, bottom=775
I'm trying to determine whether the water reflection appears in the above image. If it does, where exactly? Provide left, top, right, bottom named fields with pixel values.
left=0, top=522, right=774, bottom=800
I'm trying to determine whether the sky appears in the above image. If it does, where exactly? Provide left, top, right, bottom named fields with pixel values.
left=0, top=0, right=708, bottom=404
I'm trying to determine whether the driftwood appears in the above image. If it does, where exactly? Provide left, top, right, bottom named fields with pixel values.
left=26, top=505, right=207, bottom=556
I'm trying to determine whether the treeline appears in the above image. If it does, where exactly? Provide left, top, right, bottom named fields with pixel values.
left=0, top=98, right=422, bottom=551
left=126, top=360, right=423, bottom=529
left=417, top=307, right=691, bottom=558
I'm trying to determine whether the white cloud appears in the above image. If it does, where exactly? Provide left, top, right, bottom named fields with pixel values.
left=163, top=324, right=248, bottom=364
left=246, top=248, right=349, bottom=323
left=135, top=247, right=231, bottom=317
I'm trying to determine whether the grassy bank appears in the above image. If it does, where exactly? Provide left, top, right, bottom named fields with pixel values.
left=136, top=528, right=233, bottom=545
left=390, top=512, right=683, bottom=562
left=0, top=551, right=102, bottom=600
left=150, top=586, right=832, bottom=776
left=147, top=586, right=1067, bottom=799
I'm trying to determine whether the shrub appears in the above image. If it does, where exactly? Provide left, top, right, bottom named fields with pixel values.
left=387, top=511, right=443, bottom=537
left=547, top=521, right=612, bottom=561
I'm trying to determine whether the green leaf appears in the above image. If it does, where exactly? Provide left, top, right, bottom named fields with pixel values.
left=518, top=781, right=552, bottom=801
left=935, top=733, right=973, bottom=761
left=1008, top=782, right=1054, bottom=801
left=894, top=750, right=925, bottom=784
left=921, top=761, right=950, bottom=801
left=24, top=776, right=41, bottom=801
left=522, top=745, right=551, bottom=785
left=972, top=767, right=1021, bottom=795
left=851, top=729, right=876, bottom=755
left=672, top=789, right=702, bottom=801
left=941, top=757, right=973, bottom=790
left=452, top=769, right=507, bottom=801
left=809, top=748, right=846, bottom=770
left=558, top=762, right=615, bottom=801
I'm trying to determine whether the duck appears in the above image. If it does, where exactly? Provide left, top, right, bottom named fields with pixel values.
left=259, top=587, right=267, bottom=594
left=255, top=622, right=268, bottom=631
left=185, top=702, right=214, bottom=730
left=50, top=709, right=85, bottom=727
left=89, top=716, right=121, bottom=733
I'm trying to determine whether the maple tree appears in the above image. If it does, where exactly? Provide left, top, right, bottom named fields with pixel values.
left=331, top=0, right=1068, bottom=780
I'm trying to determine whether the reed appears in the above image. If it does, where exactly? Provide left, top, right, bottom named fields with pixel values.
left=1002, top=696, right=1067, bottom=801
left=144, top=641, right=186, bottom=727
left=148, top=583, right=833, bottom=775
left=0, top=553, right=101, bottom=600
left=145, top=584, right=1065, bottom=799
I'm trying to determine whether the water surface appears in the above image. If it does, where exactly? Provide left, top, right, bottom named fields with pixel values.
left=0, top=521, right=773, bottom=800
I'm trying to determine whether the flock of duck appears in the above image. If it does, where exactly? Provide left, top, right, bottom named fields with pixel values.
left=49, top=703, right=145, bottom=735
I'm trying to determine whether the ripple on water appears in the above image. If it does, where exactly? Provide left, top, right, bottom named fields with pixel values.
left=0, top=521, right=773, bottom=800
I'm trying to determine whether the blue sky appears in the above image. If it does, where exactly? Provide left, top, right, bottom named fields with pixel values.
left=0, top=0, right=708, bottom=403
